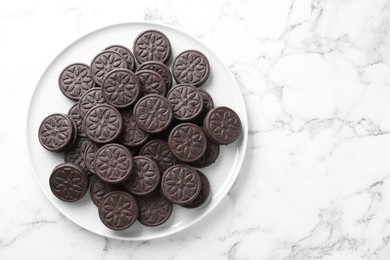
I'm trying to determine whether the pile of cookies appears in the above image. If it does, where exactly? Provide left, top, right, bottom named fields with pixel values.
left=38, top=29, right=241, bottom=230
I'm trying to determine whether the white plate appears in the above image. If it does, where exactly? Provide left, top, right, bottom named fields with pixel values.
left=27, top=22, right=248, bottom=240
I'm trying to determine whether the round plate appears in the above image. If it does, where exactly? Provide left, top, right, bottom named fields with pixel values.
left=27, top=22, right=248, bottom=240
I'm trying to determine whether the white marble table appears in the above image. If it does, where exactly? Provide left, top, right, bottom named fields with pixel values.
left=2, top=0, right=390, bottom=259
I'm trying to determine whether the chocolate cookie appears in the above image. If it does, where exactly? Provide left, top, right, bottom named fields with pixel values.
left=104, top=45, right=136, bottom=72
left=137, top=190, right=173, bottom=227
left=83, top=104, right=123, bottom=144
left=161, top=165, right=201, bottom=205
left=166, top=84, right=204, bottom=121
left=118, top=109, right=149, bottom=147
left=58, top=63, right=95, bottom=100
left=198, top=89, right=214, bottom=111
left=133, top=30, right=171, bottom=64
left=98, top=191, right=138, bottom=230
left=90, top=50, right=127, bottom=86
left=94, top=143, right=133, bottom=184
left=83, top=142, right=101, bottom=174
left=190, top=137, right=220, bottom=168
left=67, top=103, right=86, bottom=137
left=193, top=88, right=215, bottom=126
left=139, top=139, right=176, bottom=173
left=172, top=50, right=210, bottom=87
left=38, top=113, right=77, bottom=152
left=182, top=170, right=210, bottom=208
left=49, top=163, right=89, bottom=202
left=122, top=156, right=160, bottom=195
left=168, top=123, right=207, bottom=162
left=138, top=61, right=173, bottom=89
left=133, top=94, right=173, bottom=134
left=78, top=88, right=106, bottom=117
left=64, top=138, right=93, bottom=172
left=136, top=70, right=167, bottom=96
left=101, top=68, right=141, bottom=108
left=203, top=106, right=241, bottom=145
left=90, top=177, right=121, bottom=206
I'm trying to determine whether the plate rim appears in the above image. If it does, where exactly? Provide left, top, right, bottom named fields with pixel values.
left=26, top=21, right=248, bottom=241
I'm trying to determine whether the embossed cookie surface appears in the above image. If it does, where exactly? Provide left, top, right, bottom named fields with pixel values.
left=190, top=136, right=220, bottom=168
left=133, top=30, right=171, bottom=64
left=167, top=84, right=203, bottom=121
left=137, top=190, right=173, bottom=226
left=64, top=138, right=93, bottom=172
left=123, top=156, right=160, bottom=195
left=133, top=94, right=173, bottom=133
left=78, top=88, right=107, bottom=117
left=168, top=123, right=207, bottom=162
left=198, top=88, right=214, bottom=112
left=94, top=143, right=133, bottom=183
left=102, top=68, right=141, bottom=108
left=138, top=61, right=172, bottom=89
left=83, top=142, right=101, bottom=174
left=136, top=70, right=167, bottom=96
left=84, top=104, right=123, bottom=144
left=104, top=45, right=136, bottom=72
left=119, top=109, right=149, bottom=147
left=203, top=106, right=241, bottom=145
left=139, top=139, right=176, bottom=172
left=90, top=50, right=127, bottom=86
left=38, top=113, right=77, bottom=152
left=172, top=50, right=210, bottom=87
left=68, top=103, right=86, bottom=137
left=182, top=170, right=210, bottom=208
left=58, top=63, right=95, bottom=100
left=49, top=163, right=89, bottom=202
left=98, top=191, right=138, bottom=230
left=196, top=88, right=214, bottom=124
left=161, top=165, right=201, bottom=205
left=90, top=177, right=121, bottom=206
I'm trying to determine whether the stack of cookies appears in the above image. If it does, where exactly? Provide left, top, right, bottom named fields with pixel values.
left=38, top=29, right=241, bottom=231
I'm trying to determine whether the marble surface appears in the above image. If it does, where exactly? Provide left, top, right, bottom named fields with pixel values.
left=1, top=0, right=390, bottom=259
